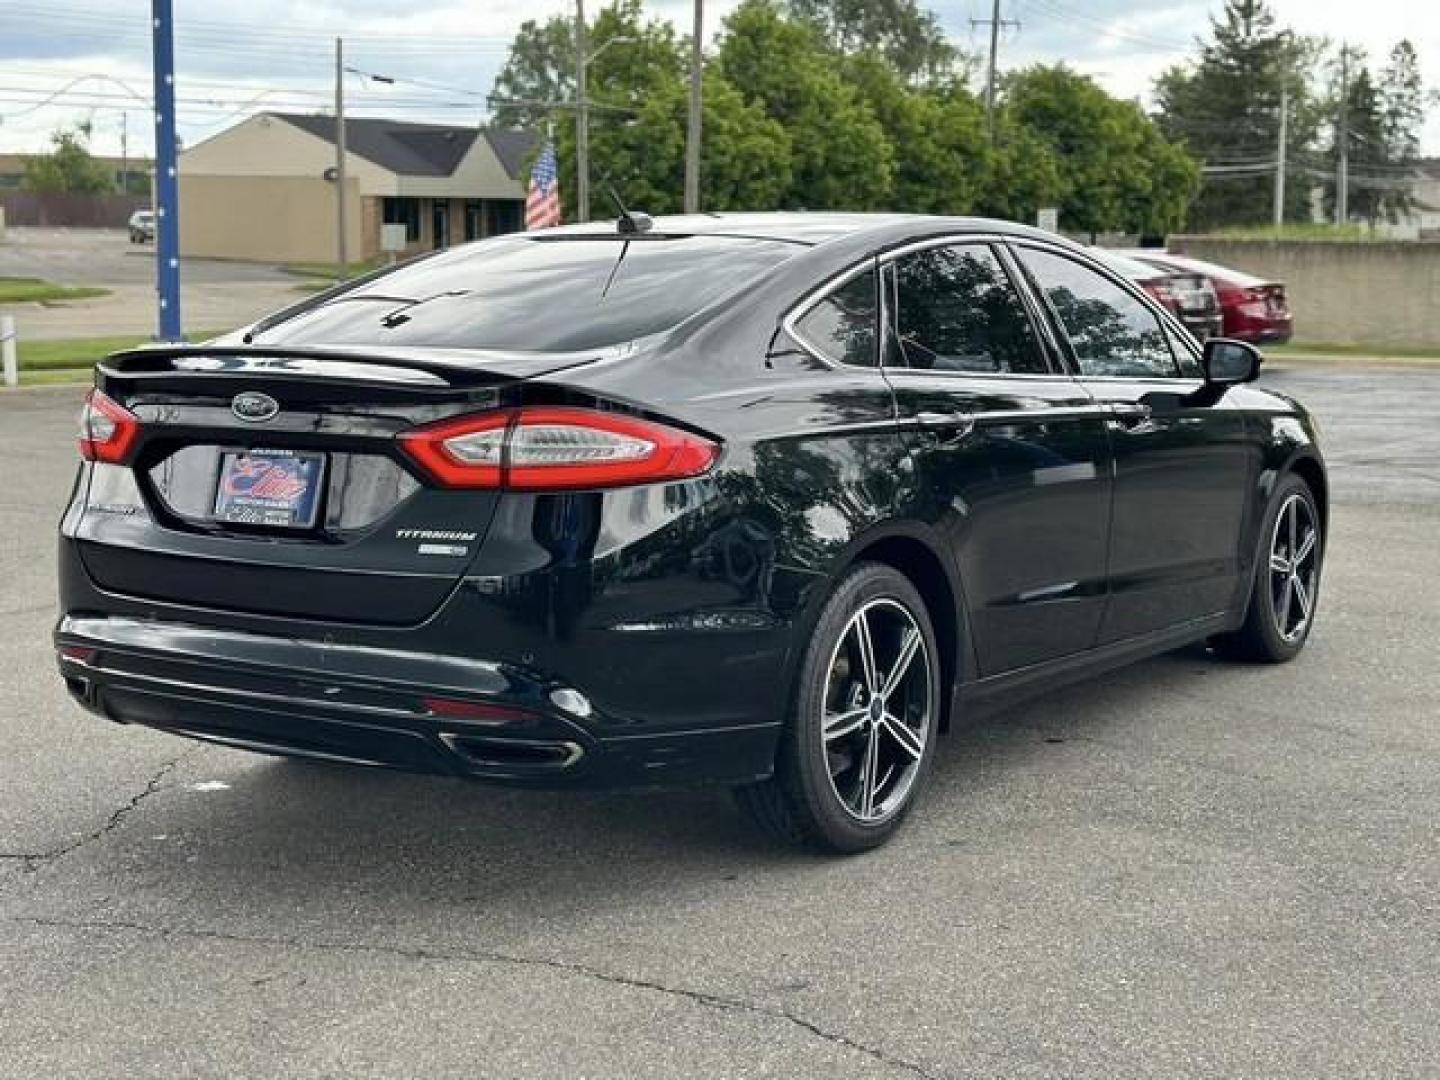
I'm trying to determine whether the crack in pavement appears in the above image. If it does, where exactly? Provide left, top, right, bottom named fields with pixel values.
left=0, top=752, right=189, bottom=872
left=9, top=913, right=947, bottom=1079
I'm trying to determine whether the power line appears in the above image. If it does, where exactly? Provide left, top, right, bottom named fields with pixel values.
left=972, top=0, right=1020, bottom=142
left=1027, top=0, right=1193, bottom=53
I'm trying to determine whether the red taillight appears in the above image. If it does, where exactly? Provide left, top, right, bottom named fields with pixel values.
left=398, top=408, right=718, bottom=491
left=396, top=411, right=508, bottom=489
left=78, top=388, right=140, bottom=464
left=1142, top=281, right=1179, bottom=312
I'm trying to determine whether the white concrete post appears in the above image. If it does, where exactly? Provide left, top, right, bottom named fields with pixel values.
left=1, top=316, right=17, bottom=388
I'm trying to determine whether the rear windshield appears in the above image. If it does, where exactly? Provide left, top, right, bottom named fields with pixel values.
left=252, top=234, right=802, bottom=353
left=1137, top=253, right=1271, bottom=288
left=1094, top=250, right=1166, bottom=280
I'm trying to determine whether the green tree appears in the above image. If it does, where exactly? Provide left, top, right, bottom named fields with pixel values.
left=488, top=16, right=577, bottom=130
left=558, top=68, right=792, bottom=215
left=975, top=117, right=1064, bottom=223
left=1323, top=51, right=1388, bottom=223
left=787, top=0, right=962, bottom=85
left=1005, top=66, right=1199, bottom=236
left=22, top=123, right=114, bottom=194
left=1379, top=40, right=1424, bottom=165
left=842, top=54, right=989, bottom=213
left=1154, top=0, right=1319, bottom=229
left=718, top=0, right=893, bottom=209
left=493, top=0, right=790, bottom=217
left=1321, top=41, right=1427, bottom=225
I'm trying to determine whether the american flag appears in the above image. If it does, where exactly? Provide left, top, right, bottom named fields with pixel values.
left=525, top=139, right=562, bottom=230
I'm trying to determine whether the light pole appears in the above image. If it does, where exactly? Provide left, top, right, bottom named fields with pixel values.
left=684, top=0, right=702, bottom=213
left=151, top=0, right=181, bottom=341
left=574, top=18, right=634, bottom=223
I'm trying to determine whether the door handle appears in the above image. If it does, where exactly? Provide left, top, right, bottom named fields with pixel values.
left=1108, top=402, right=1152, bottom=429
left=914, top=410, right=976, bottom=446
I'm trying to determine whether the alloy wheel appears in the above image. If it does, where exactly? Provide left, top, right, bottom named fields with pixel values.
left=821, top=598, right=933, bottom=824
left=1268, top=492, right=1320, bottom=642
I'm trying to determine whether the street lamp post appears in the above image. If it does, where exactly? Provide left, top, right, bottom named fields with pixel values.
left=573, top=12, right=633, bottom=223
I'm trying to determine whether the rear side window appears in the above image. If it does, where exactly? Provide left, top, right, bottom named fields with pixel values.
left=1016, top=247, right=1180, bottom=378
left=793, top=267, right=878, bottom=367
left=253, top=235, right=801, bottom=353
left=887, top=244, right=1048, bottom=374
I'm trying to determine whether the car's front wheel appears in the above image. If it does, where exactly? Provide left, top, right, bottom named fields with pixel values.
left=1213, top=473, right=1323, bottom=662
left=735, top=562, right=940, bottom=853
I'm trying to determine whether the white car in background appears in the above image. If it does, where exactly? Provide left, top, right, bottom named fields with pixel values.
left=128, top=210, right=156, bottom=244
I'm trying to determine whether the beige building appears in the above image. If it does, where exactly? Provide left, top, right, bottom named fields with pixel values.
left=178, top=112, right=535, bottom=263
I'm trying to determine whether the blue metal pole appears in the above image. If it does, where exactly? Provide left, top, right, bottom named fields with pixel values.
left=151, top=0, right=182, bottom=340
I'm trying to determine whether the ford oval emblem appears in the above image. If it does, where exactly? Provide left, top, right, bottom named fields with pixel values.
left=232, top=391, right=279, bottom=423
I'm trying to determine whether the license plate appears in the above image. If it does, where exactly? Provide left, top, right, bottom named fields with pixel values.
left=212, top=449, right=324, bottom=529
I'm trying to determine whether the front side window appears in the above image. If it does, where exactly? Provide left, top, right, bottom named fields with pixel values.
left=793, top=267, right=878, bottom=367
left=1016, top=247, right=1180, bottom=378
left=887, top=244, right=1048, bottom=375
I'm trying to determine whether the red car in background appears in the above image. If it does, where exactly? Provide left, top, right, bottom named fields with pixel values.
left=1096, top=250, right=1224, bottom=342
left=1124, top=251, right=1294, bottom=345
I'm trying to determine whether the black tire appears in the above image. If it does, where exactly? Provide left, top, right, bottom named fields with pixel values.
left=734, top=562, right=941, bottom=853
left=1212, top=473, right=1323, bottom=663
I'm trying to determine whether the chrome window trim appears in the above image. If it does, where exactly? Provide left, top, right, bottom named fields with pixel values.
left=876, top=238, right=1062, bottom=379
left=782, top=258, right=883, bottom=370
left=1005, top=237, right=1202, bottom=382
left=782, top=231, right=1023, bottom=374
left=782, top=229, right=1204, bottom=383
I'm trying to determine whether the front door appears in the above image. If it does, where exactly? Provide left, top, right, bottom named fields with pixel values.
left=1010, top=243, right=1250, bottom=644
left=431, top=200, right=450, bottom=250
left=880, top=241, right=1114, bottom=676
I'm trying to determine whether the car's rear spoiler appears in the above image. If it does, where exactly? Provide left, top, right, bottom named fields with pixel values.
left=97, top=343, right=599, bottom=390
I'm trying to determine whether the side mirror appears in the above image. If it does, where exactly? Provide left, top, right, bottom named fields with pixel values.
left=1202, top=338, right=1261, bottom=385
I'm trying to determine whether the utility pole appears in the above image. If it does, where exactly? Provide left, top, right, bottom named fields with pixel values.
left=575, top=0, right=590, bottom=223
left=151, top=0, right=181, bottom=341
left=683, top=0, right=702, bottom=214
left=334, top=37, right=349, bottom=278
left=119, top=111, right=128, bottom=194
left=1273, top=83, right=1288, bottom=231
left=1336, top=46, right=1349, bottom=226
left=972, top=0, right=1019, bottom=142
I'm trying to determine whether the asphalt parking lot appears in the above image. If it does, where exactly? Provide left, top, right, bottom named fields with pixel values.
left=1, top=363, right=1437, bottom=1078
left=0, top=228, right=304, bottom=340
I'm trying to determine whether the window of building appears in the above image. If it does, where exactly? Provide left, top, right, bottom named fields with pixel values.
left=381, top=197, right=421, bottom=242
left=485, top=200, right=524, bottom=237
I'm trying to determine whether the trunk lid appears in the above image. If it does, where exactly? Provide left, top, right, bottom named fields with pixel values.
left=1163, top=272, right=1218, bottom=315
left=75, top=344, right=595, bottom=625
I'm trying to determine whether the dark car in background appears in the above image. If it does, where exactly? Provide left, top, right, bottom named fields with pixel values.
left=1126, top=250, right=1294, bottom=345
left=57, top=213, right=1327, bottom=853
left=1096, top=249, right=1223, bottom=341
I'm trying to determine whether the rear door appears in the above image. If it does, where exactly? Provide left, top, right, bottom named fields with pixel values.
left=1009, top=242, right=1251, bottom=644
left=879, top=239, right=1114, bottom=676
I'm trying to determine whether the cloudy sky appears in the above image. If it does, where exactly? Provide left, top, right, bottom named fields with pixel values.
left=1, top=0, right=1435, bottom=159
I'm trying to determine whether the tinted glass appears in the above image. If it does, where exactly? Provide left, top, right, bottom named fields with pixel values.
left=889, top=244, right=1048, bottom=374
left=254, top=235, right=800, bottom=353
left=794, top=268, right=878, bottom=367
left=1017, top=247, right=1180, bottom=378
left=1166, top=325, right=1203, bottom=378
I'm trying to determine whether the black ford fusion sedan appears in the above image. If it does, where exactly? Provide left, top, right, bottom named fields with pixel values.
left=56, top=213, right=1326, bottom=852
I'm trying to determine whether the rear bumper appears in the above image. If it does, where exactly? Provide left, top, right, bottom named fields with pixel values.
left=55, top=615, right=781, bottom=790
